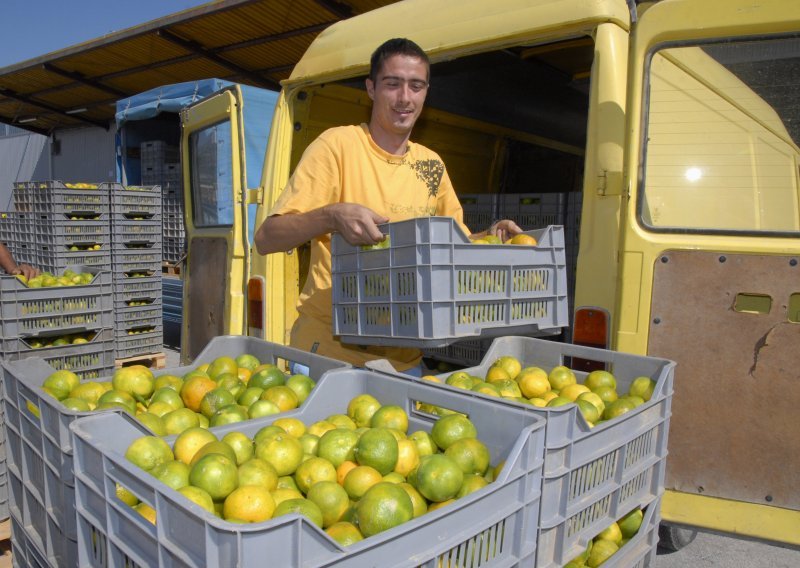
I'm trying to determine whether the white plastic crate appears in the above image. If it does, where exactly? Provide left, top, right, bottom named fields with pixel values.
left=332, top=216, right=568, bottom=348
left=71, top=367, right=545, bottom=568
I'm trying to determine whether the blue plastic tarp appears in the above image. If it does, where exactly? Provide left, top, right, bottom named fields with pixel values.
left=114, top=79, right=279, bottom=237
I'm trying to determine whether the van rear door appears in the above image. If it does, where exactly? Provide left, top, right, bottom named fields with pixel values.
left=624, top=0, right=800, bottom=545
left=180, top=86, right=250, bottom=360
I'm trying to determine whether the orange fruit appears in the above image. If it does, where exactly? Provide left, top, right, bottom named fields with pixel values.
left=210, top=404, right=249, bottom=427
left=222, top=431, right=254, bottom=465
left=135, top=502, right=157, bottom=524
left=318, top=429, right=359, bottom=468
left=306, top=480, right=350, bottom=528
left=237, top=387, right=264, bottom=407
left=577, top=392, right=606, bottom=416
left=153, top=374, right=183, bottom=392
left=207, top=356, right=239, bottom=380
left=515, top=367, right=550, bottom=398
left=585, top=370, right=617, bottom=392
left=485, top=366, right=511, bottom=384
left=112, top=365, right=156, bottom=400
left=199, top=387, right=237, bottom=418
left=560, top=383, right=591, bottom=402
left=299, top=433, right=320, bottom=456
left=67, top=381, right=105, bottom=406
left=151, top=460, right=190, bottom=491
left=223, top=485, right=275, bottom=522
left=145, top=401, right=173, bottom=417
left=336, top=460, right=358, bottom=486
left=587, top=538, right=619, bottom=567
left=628, top=377, right=655, bottom=402
left=150, top=387, right=184, bottom=410
left=492, top=378, right=522, bottom=398
left=174, top=427, right=218, bottom=465
left=308, top=420, right=337, bottom=438
left=273, top=497, right=324, bottom=528
left=97, top=390, right=137, bottom=413
left=546, top=396, right=572, bottom=408
left=254, top=424, right=286, bottom=445
left=354, top=482, right=413, bottom=537
left=189, top=453, right=239, bottom=501
left=492, top=355, right=522, bottom=380
left=255, top=433, right=304, bottom=476
left=603, top=398, right=636, bottom=421
left=273, top=417, right=306, bottom=438
left=594, top=386, right=619, bottom=405
left=472, top=382, right=501, bottom=397
left=326, top=414, right=357, bottom=430
left=618, top=508, right=644, bottom=538
left=247, top=399, right=281, bottom=419
left=347, top=394, right=382, bottom=428
left=190, top=440, right=238, bottom=466
left=260, top=386, right=299, bottom=413
left=294, top=456, right=337, bottom=494
left=457, top=474, right=489, bottom=498
left=445, top=371, right=474, bottom=390
left=444, top=437, right=491, bottom=476
left=115, top=484, right=139, bottom=507
left=249, top=366, right=287, bottom=390
left=136, top=412, right=166, bottom=435
left=369, top=405, right=409, bottom=433
left=548, top=365, right=577, bottom=391
left=354, top=428, right=398, bottom=475
left=270, top=487, right=304, bottom=508
left=393, top=439, right=420, bottom=478
left=180, top=375, right=217, bottom=412
left=178, top=485, right=215, bottom=515
left=60, top=397, right=90, bottom=411
left=236, top=368, right=252, bottom=383
left=238, top=458, right=279, bottom=490
left=414, top=454, right=464, bottom=503
left=343, top=465, right=383, bottom=500
left=408, top=430, right=438, bottom=457
left=398, top=482, right=428, bottom=518
left=235, top=354, right=261, bottom=372
left=431, top=414, right=477, bottom=450
left=576, top=398, right=601, bottom=424
left=125, top=436, right=174, bottom=472
left=507, top=234, right=537, bottom=246
left=286, top=374, right=316, bottom=404
left=162, top=407, right=201, bottom=435
left=325, top=522, right=364, bottom=547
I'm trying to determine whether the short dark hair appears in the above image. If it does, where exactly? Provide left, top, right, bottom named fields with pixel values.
left=369, top=38, right=430, bottom=82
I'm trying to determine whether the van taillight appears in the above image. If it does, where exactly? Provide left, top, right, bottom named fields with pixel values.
left=572, top=307, right=609, bottom=372
left=248, top=276, right=265, bottom=338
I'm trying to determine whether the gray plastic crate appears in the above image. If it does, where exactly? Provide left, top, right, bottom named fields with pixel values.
left=332, top=216, right=568, bottom=348
left=37, top=247, right=111, bottom=274
left=11, top=183, right=32, bottom=212
left=162, top=237, right=186, bottom=264
left=112, top=275, right=162, bottom=308
left=111, top=247, right=163, bottom=273
left=459, top=193, right=497, bottom=232
left=426, top=336, right=674, bottom=567
left=499, top=193, right=566, bottom=230
left=0, top=266, right=112, bottom=338
left=423, top=338, right=493, bottom=367
left=71, top=367, right=545, bottom=568
left=111, top=220, right=162, bottom=242
left=32, top=215, right=109, bottom=247
left=10, top=514, right=62, bottom=568
left=114, top=327, right=163, bottom=359
left=0, top=213, right=14, bottom=250
left=140, top=141, right=179, bottom=163
left=16, top=181, right=110, bottom=216
left=585, top=496, right=661, bottom=568
left=2, top=329, right=114, bottom=381
left=103, top=183, right=162, bottom=218
left=1, top=334, right=350, bottom=488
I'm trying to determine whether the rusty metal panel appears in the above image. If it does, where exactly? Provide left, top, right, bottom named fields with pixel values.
left=649, top=250, right=800, bottom=510
left=185, top=236, right=228, bottom=360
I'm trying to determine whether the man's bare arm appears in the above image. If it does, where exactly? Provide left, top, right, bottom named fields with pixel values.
left=255, top=203, right=389, bottom=255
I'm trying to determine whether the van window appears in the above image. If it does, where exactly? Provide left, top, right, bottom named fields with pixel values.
left=189, top=120, right=234, bottom=227
left=640, top=36, right=800, bottom=235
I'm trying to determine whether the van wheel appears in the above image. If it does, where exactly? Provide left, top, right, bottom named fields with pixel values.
left=658, top=523, right=698, bottom=553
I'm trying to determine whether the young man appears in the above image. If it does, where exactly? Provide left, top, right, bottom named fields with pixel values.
left=0, top=243, right=38, bottom=280
left=255, top=38, right=520, bottom=371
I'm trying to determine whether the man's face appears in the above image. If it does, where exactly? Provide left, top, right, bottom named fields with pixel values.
left=366, top=54, right=429, bottom=141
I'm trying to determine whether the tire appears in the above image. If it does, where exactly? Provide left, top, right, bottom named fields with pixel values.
left=658, top=523, right=698, bottom=553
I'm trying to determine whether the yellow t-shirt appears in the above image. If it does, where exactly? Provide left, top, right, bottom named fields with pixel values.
left=270, top=123, right=468, bottom=370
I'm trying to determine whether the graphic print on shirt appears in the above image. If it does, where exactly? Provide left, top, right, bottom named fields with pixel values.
left=411, top=159, right=445, bottom=198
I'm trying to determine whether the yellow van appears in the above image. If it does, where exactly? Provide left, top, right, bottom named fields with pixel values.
left=180, top=0, right=800, bottom=549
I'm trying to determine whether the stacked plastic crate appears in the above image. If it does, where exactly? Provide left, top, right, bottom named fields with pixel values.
left=107, top=183, right=164, bottom=361
left=140, top=140, right=185, bottom=264
left=0, top=212, right=13, bottom=256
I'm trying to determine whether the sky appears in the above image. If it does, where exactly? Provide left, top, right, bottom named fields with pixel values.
left=0, top=0, right=210, bottom=68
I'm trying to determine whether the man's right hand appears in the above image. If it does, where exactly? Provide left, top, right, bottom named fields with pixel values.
left=326, top=203, right=389, bottom=246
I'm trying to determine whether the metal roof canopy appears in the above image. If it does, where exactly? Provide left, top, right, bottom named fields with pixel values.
left=0, top=0, right=397, bottom=135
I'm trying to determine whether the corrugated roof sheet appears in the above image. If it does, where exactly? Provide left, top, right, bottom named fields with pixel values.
left=0, top=0, right=398, bottom=135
